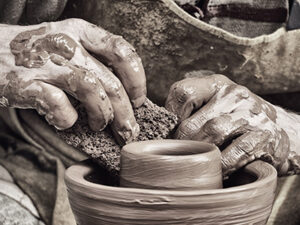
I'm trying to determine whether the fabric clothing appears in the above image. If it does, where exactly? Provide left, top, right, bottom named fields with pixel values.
left=0, top=164, right=45, bottom=225
left=0, top=108, right=87, bottom=225
left=0, top=0, right=68, bottom=25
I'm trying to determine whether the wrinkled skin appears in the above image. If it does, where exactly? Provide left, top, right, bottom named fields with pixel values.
left=0, top=19, right=147, bottom=143
left=166, top=75, right=300, bottom=176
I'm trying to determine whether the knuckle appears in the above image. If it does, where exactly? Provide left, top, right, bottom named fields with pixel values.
left=107, top=79, right=123, bottom=96
left=222, top=84, right=250, bottom=99
left=111, top=35, right=126, bottom=46
left=234, top=85, right=250, bottom=94
left=65, top=18, right=88, bottom=27
left=171, top=80, right=193, bottom=103
left=169, top=81, right=181, bottom=94
left=179, top=120, right=190, bottom=130
left=211, top=74, right=227, bottom=80
left=110, top=35, right=136, bottom=58
left=82, top=74, right=98, bottom=86
left=211, top=74, right=232, bottom=84
left=203, top=118, right=222, bottom=136
left=177, top=120, right=190, bottom=137
left=177, top=119, right=197, bottom=138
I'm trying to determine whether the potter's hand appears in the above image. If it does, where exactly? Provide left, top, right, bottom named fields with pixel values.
left=0, top=19, right=146, bottom=143
left=166, top=75, right=300, bottom=176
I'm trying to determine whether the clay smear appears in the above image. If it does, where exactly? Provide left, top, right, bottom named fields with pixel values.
left=10, top=27, right=76, bottom=68
left=8, top=27, right=142, bottom=140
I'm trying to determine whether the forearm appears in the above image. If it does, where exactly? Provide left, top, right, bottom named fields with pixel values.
left=275, top=106, right=300, bottom=174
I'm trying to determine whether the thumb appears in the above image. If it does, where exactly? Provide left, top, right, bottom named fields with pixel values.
left=165, top=74, right=233, bottom=121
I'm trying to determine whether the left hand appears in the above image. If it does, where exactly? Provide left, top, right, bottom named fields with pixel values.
left=166, top=75, right=300, bottom=176
left=0, top=19, right=146, bottom=143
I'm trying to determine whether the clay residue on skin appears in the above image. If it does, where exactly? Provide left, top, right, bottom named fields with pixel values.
left=108, top=35, right=147, bottom=107
left=0, top=96, right=9, bottom=107
left=46, top=64, right=114, bottom=131
left=166, top=75, right=292, bottom=176
left=2, top=71, right=77, bottom=129
left=80, top=28, right=147, bottom=107
left=10, top=27, right=76, bottom=68
left=8, top=27, right=141, bottom=140
left=2, top=71, right=37, bottom=107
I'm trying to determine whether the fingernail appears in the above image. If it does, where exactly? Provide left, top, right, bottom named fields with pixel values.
left=112, top=121, right=140, bottom=145
left=88, top=109, right=114, bottom=131
left=89, top=118, right=107, bottom=131
left=131, top=95, right=146, bottom=108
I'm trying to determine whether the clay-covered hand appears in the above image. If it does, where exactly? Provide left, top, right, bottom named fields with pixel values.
left=166, top=75, right=300, bottom=176
left=0, top=19, right=146, bottom=143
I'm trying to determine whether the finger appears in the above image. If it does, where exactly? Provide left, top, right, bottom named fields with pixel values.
left=26, top=0, right=68, bottom=24
left=221, top=130, right=272, bottom=176
left=42, top=64, right=114, bottom=131
left=37, top=82, right=78, bottom=129
left=174, top=84, right=250, bottom=140
left=269, top=129, right=290, bottom=175
left=193, top=112, right=251, bottom=146
left=165, top=75, right=233, bottom=121
left=71, top=51, right=140, bottom=144
left=6, top=81, right=78, bottom=129
left=74, top=19, right=147, bottom=107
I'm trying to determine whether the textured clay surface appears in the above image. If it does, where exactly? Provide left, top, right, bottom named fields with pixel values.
left=57, top=99, right=178, bottom=176
left=65, top=160, right=277, bottom=225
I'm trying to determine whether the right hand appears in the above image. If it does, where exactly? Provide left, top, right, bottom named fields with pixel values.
left=166, top=75, right=300, bottom=176
left=0, top=19, right=147, bottom=143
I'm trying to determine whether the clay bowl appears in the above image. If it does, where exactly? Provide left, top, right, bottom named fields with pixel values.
left=120, top=140, right=222, bottom=190
left=65, top=140, right=277, bottom=225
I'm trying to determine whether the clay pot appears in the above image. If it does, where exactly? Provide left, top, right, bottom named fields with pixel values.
left=65, top=142, right=277, bottom=225
left=120, top=140, right=222, bottom=190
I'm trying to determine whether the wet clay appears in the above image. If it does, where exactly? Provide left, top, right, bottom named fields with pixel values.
left=10, top=27, right=76, bottom=68
left=8, top=28, right=112, bottom=130
left=6, top=26, right=144, bottom=141
left=57, top=99, right=178, bottom=176
left=166, top=75, right=298, bottom=176
left=79, top=25, right=147, bottom=107
left=120, top=140, right=222, bottom=190
left=65, top=159, right=277, bottom=225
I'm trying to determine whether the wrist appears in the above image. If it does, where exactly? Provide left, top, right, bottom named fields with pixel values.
left=275, top=106, right=300, bottom=174
left=275, top=106, right=300, bottom=155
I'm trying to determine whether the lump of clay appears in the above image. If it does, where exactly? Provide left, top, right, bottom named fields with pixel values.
left=57, top=99, right=178, bottom=176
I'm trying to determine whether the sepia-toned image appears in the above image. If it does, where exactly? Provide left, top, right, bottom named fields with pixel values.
left=0, top=0, right=299, bottom=224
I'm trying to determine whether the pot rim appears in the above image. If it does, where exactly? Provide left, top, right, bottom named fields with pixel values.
left=65, top=159, right=277, bottom=196
left=121, top=139, right=219, bottom=158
